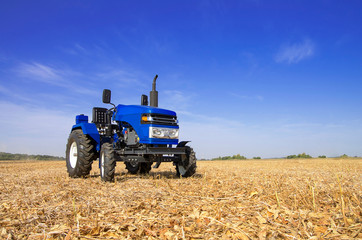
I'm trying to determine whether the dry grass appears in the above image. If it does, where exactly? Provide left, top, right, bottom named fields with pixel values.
left=0, top=158, right=361, bottom=239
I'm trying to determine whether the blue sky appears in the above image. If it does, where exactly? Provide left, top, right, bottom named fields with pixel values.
left=0, top=1, right=361, bottom=159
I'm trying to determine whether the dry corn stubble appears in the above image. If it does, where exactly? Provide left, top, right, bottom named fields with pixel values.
left=0, top=158, right=361, bottom=239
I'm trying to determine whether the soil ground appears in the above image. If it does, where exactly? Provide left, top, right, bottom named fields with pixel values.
left=0, top=158, right=361, bottom=239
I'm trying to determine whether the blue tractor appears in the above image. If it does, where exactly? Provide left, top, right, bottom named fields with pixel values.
left=65, top=75, right=196, bottom=182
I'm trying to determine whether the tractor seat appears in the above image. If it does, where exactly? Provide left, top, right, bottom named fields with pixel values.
left=92, top=107, right=111, bottom=125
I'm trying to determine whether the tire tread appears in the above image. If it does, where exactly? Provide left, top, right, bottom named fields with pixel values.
left=176, top=147, right=197, bottom=177
left=66, top=129, right=97, bottom=178
left=101, top=142, right=116, bottom=182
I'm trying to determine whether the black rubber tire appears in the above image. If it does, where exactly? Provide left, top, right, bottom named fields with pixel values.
left=66, top=129, right=96, bottom=178
left=139, top=162, right=152, bottom=174
left=125, top=162, right=140, bottom=174
left=100, top=142, right=116, bottom=182
left=176, top=146, right=197, bottom=178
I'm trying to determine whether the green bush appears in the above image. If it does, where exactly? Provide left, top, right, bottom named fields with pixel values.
left=232, top=154, right=247, bottom=160
left=253, top=157, right=261, bottom=159
left=0, top=152, right=65, bottom=161
left=318, top=155, right=327, bottom=158
left=286, top=153, right=312, bottom=159
left=212, top=154, right=247, bottom=160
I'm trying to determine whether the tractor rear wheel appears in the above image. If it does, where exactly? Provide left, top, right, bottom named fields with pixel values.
left=176, top=146, right=197, bottom=178
left=100, top=142, right=116, bottom=182
left=66, top=129, right=96, bottom=178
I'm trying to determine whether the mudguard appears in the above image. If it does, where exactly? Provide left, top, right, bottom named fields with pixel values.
left=72, top=121, right=100, bottom=144
left=177, top=141, right=190, bottom=147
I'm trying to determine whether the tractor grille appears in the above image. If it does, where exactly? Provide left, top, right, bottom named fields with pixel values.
left=142, top=114, right=178, bottom=126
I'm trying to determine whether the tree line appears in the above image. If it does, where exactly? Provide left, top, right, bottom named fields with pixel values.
left=212, top=153, right=357, bottom=160
left=0, top=152, right=65, bottom=161
left=212, top=154, right=260, bottom=160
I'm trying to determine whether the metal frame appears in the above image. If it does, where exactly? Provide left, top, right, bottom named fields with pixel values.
left=117, top=146, right=186, bottom=155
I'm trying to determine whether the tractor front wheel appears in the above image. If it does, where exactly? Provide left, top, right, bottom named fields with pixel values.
left=125, top=162, right=152, bottom=174
left=139, top=162, right=152, bottom=174
left=176, top=146, right=197, bottom=178
left=100, top=143, right=116, bottom=182
left=66, top=129, right=96, bottom=178
left=125, top=161, right=139, bottom=174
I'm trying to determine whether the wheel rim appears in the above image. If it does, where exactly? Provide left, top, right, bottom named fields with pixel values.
left=178, top=164, right=187, bottom=176
left=101, top=152, right=105, bottom=177
left=69, top=142, right=78, bottom=168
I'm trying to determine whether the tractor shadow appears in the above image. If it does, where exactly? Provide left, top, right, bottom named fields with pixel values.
left=88, top=168, right=203, bottom=182
left=113, top=171, right=203, bottom=182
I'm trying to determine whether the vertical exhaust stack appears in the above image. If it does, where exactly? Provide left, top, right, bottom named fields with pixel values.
left=150, top=74, right=158, bottom=107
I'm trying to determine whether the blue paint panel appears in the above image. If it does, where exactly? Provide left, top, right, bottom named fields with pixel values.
left=76, top=115, right=88, bottom=124
left=115, top=105, right=176, bottom=116
left=114, top=105, right=179, bottom=145
left=144, top=138, right=179, bottom=145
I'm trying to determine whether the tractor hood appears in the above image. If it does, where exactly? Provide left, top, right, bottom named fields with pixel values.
left=114, top=104, right=176, bottom=120
left=114, top=104, right=178, bottom=145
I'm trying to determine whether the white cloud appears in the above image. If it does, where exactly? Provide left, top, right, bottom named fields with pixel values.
left=275, top=39, right=315, bottom=64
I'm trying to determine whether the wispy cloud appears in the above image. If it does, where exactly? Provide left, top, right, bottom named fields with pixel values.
left=63, top=43, right=91, bottom=56
left=160, top=90, right=194, bottom=112
left=15, top=62, right=97, bottom=95
left=275, top=39, right=315, bottom=64
left=0, top=84, right=35, bottom=103
left=18, top=62, right=61, bottom=81
left=97, top=69, right=146, bottom=87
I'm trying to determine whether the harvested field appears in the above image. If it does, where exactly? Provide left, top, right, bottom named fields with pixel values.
left=0, top=159, right=361, bottom=239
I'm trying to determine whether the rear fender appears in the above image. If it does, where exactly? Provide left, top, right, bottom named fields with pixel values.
left=72, top=123, right=100, bottom=145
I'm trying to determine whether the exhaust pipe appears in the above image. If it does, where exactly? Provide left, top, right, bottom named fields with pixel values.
left=150, top=74, right=158, bottom=107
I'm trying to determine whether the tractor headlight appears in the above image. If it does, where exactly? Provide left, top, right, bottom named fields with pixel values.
left=149, top=127, right=179, bottom=139
left=141, top=115, right=153, bottom=122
